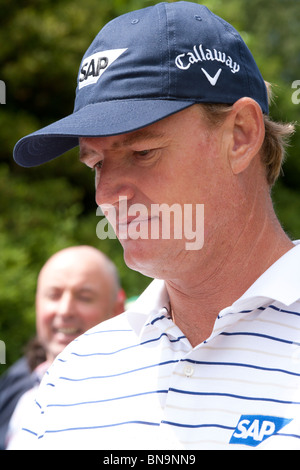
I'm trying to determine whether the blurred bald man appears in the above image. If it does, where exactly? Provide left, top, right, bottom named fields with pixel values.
left=3, top=246, right=125, bottom=448
left=36, top=245, right=125, bottom=363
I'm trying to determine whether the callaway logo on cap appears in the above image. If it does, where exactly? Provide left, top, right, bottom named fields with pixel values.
left=13, top=1, right=268, bottom=168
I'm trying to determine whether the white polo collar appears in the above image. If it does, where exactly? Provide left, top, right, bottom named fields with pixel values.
left=224, top=240, right=300, bottom=315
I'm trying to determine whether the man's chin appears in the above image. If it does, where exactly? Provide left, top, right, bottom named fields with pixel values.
left=121, top=238, right=152, bottom=271
left=121, top=238, right=175, bottom=279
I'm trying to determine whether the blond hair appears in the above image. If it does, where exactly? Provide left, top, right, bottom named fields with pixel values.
left=200, top=83, right=295, bottom=186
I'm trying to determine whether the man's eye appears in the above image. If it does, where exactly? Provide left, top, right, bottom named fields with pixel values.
left=46, top=292, right=61, bottom=301
left=92, top=160, right=103, bottom=171
left=77, top=296, right=94, bottom=303
left=134, top=149, right=154, bottom=159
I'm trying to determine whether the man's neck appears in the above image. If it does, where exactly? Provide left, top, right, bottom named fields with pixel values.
left=165, top=213, right=293, bottom=348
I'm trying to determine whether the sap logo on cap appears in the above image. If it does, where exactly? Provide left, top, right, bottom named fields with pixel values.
left=79, top=49, right=127, bottom=89
left=229, top=415, right=292, bottom=447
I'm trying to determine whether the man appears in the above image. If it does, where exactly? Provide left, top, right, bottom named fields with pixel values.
left=34, top=245, right=125, bottom=363
left=3, top=245, right=124, bottom=448
left=11, top=2, right=299, bottom=450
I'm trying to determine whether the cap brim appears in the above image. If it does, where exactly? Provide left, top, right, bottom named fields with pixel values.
left=14, top=99, right=195, bottom=167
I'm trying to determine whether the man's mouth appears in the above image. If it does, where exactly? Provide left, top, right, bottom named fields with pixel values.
left=55, top=327, right=81, bottom=336
left=117, top=215, right=158, bottom=240
left=118, top=216, right=152, bottom=226
left=100, top=200, right=161, bottom=240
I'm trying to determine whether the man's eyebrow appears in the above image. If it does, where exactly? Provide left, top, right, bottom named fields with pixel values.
left=79, top=147, right=99, bottom=162
left=112, top=129, right=165, bottom=148
left=77, top=286, right=97, bottom=294
left=79, top=129, right=165, bottom=161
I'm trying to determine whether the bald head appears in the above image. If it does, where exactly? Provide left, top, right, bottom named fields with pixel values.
left=36, top=246, right=125, bottom=362
left=37, top=246, right=120, bottom=298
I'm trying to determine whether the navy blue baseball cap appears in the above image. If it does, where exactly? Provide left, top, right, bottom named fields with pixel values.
left=14, top=1, right=269, bottom=167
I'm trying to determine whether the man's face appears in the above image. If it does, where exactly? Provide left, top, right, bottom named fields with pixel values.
left=80, top=105, right=234, bottom=279
left=36, top=249, right=117, bottom=362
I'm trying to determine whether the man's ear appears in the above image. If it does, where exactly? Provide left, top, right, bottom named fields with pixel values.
left=112, top=288, right=126, bottom=316
left=227, top=97, right=265, bottom=175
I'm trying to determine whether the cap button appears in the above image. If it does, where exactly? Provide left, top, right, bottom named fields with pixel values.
left=131, top=19, right=139, bottom=24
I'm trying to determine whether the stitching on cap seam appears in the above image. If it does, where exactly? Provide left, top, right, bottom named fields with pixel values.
left=212, top=12, right=252, bottom=98
left=163, top=2, right=172, bottom=97
left=157, top=4, right=165, bottom=97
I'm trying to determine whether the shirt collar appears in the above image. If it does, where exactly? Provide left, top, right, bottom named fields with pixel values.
left=127, top=241, right=300, bottom=334
left=226, top=241, right=300, bottom=314
left=126, top=279, right=169, bottom=336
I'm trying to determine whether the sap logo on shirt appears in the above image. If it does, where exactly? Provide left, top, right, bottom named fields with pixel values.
left=79, top=49, right=127, bottom=89
left=229, top=415, right=292, bottom=447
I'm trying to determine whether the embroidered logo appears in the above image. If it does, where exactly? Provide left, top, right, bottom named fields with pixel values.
left=79, top=48, right=127, bottom=89
left=229, top=415, right=292, bottom=447
left=201, top=68, right=222, bottom=86
left=175, top=44, right=240, bottom=87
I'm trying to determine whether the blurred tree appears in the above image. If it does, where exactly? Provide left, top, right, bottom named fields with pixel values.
left=0, top=0, right=299, bottom=371
left=0, top=164, right=83, bottom=367
left=0, top=163, right=151, bottom=370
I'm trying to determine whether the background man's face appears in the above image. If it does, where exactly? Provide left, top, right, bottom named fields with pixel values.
left=36, top=249, right=118, bottom=361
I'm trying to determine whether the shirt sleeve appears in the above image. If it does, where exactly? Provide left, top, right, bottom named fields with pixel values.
left=7, top=362, right=57, bottom=450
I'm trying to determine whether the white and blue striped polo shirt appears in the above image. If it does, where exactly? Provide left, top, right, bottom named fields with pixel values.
left=9, top=243, right=300, bottom=450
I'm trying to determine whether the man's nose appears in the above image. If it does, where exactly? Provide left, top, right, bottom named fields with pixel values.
left=56, top=292, right=74, bottom=317
left=95, top=163, right=135, bottom=208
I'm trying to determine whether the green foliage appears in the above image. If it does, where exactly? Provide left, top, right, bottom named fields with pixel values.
left=0, top=162, right=150, bottom=371
left=0, top=164, right=83, bottom=367
left=0, top=0, right=299, bottom=372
